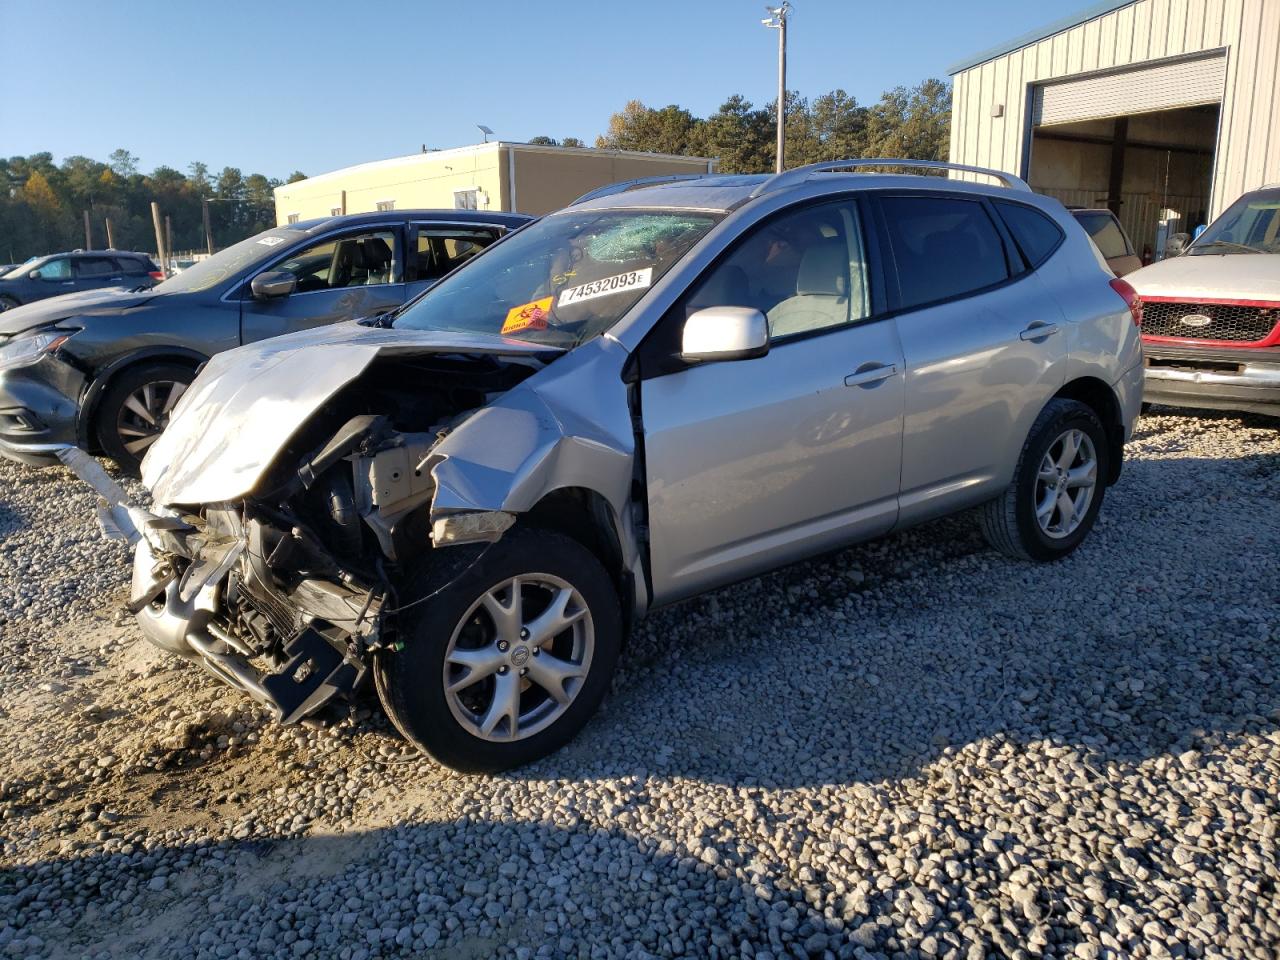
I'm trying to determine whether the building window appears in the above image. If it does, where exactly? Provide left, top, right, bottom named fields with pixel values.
left=375, top=200, right=395, bottom=212
left=286, top=213, right=300, bottom=224
left=330, top=206, right=343, bottom=216
left=454, top=189, right=479, bottom=211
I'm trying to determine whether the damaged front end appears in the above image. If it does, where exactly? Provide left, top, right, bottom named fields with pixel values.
left=69, top=325, right=640, bottom=728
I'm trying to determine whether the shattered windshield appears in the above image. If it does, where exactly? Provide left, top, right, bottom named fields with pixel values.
left=1189, top=188, right=1280, bottom=255
left=392, top=209, right=720, bottom=346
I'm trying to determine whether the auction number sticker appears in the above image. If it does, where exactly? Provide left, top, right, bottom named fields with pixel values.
left=256, top=236, right=286, bottom=247
left=501, top=296, right=553, bottom=334
left=557, top=268, right=652, bottom=307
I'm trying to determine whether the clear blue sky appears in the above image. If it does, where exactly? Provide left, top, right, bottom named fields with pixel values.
left=1, top=0, right=1087, bottom=180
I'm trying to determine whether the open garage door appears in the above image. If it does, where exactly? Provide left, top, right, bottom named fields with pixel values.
left=1033, top=53, right=1227, bottom=126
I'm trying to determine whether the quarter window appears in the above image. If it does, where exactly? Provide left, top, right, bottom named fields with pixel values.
left=996, top=201, right=1066, bottom=268
left=272, top=230, right=397, bottom=292
left=682, top=199, right=872, bottom=340
left=880, top=196, right=1009, bottom=310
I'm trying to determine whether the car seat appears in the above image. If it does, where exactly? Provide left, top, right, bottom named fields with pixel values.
left=767, top=243, right=851, bottom=337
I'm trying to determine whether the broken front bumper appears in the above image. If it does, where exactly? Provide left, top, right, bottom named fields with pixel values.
left=1144, top=343, right=1280, bottom=417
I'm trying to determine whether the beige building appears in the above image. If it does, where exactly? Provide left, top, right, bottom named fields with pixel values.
left=274, top=142, right=717, bottom=225
left=949, top=0, right=1280, bottom=255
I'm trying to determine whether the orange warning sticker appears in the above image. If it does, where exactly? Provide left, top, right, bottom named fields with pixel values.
left=501, top=296, right=553, bottom=334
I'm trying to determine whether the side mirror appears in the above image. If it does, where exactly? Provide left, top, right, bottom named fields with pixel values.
left=1166, top=232, right=1191, bottom=257
left=250, top=270, right=297, bottom=299
left=681, top=306, right=769, bottom=363
left=28, top=269, right=41, bottom=280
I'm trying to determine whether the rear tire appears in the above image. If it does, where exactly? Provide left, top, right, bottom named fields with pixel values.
left=979, top=399, right=1109, bottom=562
left=375, top=528, right=621, bottom=773
left=96, top=362, right=194, bottom=476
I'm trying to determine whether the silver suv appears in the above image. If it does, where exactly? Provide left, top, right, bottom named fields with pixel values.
left=89, top=160, right=1144, bottom=772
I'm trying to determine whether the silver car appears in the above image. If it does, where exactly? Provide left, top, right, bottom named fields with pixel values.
left=97, top=160, right=1144, bottom=772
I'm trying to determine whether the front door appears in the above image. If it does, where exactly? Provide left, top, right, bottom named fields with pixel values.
left=873, top=193, right=1069, bottom=524
left=640, top=197, right=905, bottom=604
left=239, top=226, right=406, bottom=344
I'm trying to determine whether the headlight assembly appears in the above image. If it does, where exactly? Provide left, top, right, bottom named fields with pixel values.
left=0, top=331, right=73, bottom=371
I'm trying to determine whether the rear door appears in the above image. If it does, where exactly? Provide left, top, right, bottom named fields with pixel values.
left=874, top=191, right=1068, bottom=525
left=404, top=222, right=506, bottom=300
left=639, top=196, right=904, bottom=603
left=239, top=225, right=406, bottom=343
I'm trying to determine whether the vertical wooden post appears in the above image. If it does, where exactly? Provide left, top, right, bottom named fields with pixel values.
left=202, top=199, right=214, bottom=255
left=164, top=215, right=173, bottom=267
left=150, top=202, right=167, bottom=275
left=104, top=217, right=115, bottom=249
left=83, top=210, right=93, bottom=250
left=341, top=189, right=347, bottom=215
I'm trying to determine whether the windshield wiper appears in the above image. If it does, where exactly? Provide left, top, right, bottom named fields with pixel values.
left=1192, top=239, right=1263, bottom=254
left=358, top=308, right=397, bottom=328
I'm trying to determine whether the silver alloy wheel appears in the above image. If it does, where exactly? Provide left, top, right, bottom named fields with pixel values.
left=443, top=573, right=594, bottom=742
left=116, top=380, right=187, bottom=455
left=1035, top=427, right=1097, bottom=539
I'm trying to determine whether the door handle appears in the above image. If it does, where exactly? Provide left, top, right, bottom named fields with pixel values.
left=1019, top=323, right=1060, bottom=341
left=844, top=363, right=898, bottom=387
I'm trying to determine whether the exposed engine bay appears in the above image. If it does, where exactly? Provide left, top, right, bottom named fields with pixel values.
left=118, top=352, right=546, bottom=724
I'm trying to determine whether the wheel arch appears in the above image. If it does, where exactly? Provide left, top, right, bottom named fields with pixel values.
left=1051, top=376, right=1124, bottom=484
left=78, top=347, right=208, bottom=450
left=518, top=486, right=637, bottom=641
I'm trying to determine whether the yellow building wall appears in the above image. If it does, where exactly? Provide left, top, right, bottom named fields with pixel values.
left=274, top=144, right=717, bottom=224
left=273, top=145, right=507, bottom=224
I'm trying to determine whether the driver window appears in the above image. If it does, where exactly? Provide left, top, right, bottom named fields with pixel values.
left=274, top=230, right=397, bottom=292
left=37, top=258, right=71, bottom=280
left=683, top=200, right=870, bottom=340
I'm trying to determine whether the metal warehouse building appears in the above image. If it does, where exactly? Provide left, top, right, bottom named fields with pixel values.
left=273, top=142, right=716, bottom=226
left=949, top=0, right=1280, bottom=257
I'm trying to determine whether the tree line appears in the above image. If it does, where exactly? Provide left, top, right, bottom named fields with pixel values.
left=590, top=79, right=952, bottom=173
left=0, top=150, right=307, bottom=264
left=3, top=78, right=949, bottom=262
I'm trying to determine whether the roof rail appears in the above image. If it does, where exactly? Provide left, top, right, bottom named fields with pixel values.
left=749, top=158, right=1031, bottom=198
left=569, top=174, right=713, bottom=206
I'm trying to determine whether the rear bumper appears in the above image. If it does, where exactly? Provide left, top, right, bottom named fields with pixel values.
left=1143, top=342, right=1280, bottom=416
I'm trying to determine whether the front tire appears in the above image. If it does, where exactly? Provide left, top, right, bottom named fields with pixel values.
left=375, top=528, right=621, bottom=773
left=979, top=398, right=1109, bottom=562
left=96, top=362, right=194, bottom=476
left=0, top=295, right=20, bottom=312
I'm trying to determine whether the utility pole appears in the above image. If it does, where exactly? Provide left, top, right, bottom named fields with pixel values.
left=202, top=198, right=214, bottom=255
left=104, top=217, right=115, bottom=249
left=83, top=210, right=93, bottom=250
left=151, top=202, right=168, bottom=276
left=165, top=215, right=173, bottom=267
left=762, top=3, right=792, bottom=173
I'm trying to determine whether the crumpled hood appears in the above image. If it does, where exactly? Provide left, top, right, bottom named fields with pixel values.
left=1127, top=253, right=1280, bottom=302
left=141, top=322, right=562, bottom=506
left=0, top=287, right=158, bottom=338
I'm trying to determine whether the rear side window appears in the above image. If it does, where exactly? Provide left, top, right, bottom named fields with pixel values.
left=880, top=196, right=1009, bottom=311
left=996, top=201, right=1065, bottom=268
left=1073, top=211, right=1132, bottom=259
left=73, top=257, right=118, bottom=278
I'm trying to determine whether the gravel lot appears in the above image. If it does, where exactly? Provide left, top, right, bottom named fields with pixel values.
left=1, top=409, right=1278, bottom=960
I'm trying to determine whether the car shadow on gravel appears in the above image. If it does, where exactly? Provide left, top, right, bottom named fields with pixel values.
left=507, top=447, right=1280, bottom=790
left=0, top=817, right=883, bottom=959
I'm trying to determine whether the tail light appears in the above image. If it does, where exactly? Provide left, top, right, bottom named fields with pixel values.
left=149, top=270, right=165, bottom=281
left=1110, top=277, right=1143, bottom=327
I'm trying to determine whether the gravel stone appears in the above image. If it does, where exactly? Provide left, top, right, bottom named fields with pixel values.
left=1, top=410, right=1278, bottom=959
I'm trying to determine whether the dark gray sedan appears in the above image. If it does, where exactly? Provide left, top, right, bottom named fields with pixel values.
left=0, top=209, right=531, bottom=472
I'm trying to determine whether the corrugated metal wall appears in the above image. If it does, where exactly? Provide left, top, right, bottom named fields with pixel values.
left=949, top=0, right=1280, bottom=218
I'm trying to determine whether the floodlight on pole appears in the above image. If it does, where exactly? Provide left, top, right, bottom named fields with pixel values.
left=477, top=124, right=494, bottom=143
left=761, top=2, right=792, bottom=173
